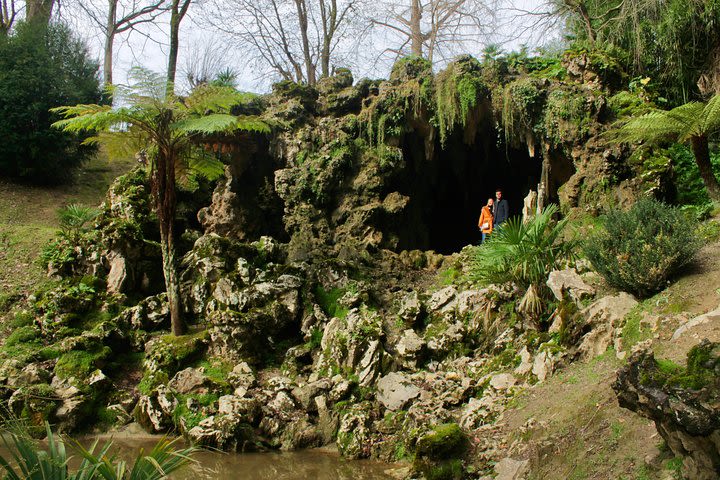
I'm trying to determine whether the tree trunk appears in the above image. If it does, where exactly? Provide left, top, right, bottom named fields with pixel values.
left=690, top=134, right=720, bottom=202
left=25, top=0, right=53, bottom=24
left=103, top=0, right=117, bottom=87
left=576, top=1, right=595, bottom=46
left=154, top=145, right=184, bottom=336
left=167, top=0, right=191, bottom=95
left=295, top=0, right=315, bottom=85
left=410, top=0, right=423, bottom=57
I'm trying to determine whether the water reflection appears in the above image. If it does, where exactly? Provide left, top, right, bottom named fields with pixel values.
left=86, top=437, right=397, bottom=480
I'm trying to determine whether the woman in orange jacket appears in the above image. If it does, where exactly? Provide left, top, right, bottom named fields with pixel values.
left=478, top=198, right=494, bottom=243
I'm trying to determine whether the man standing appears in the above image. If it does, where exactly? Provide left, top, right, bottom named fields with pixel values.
left=493, top=188, right=509, bottom=227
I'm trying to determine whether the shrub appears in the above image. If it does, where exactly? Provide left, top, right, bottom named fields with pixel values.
left=584, top=198, right=700, bottom=298
left=0, top=22, right=102, bottom=183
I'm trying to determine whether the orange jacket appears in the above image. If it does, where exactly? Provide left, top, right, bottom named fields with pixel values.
left=478, top=206, right=493, bottom=234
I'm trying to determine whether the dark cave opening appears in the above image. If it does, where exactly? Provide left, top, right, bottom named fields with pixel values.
left=389, top=128, right=545, bottom=254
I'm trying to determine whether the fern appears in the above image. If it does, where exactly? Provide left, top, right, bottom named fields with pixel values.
left=609, top=94, right=720, bottom=201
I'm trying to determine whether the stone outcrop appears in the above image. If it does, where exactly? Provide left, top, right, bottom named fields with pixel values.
left=614, top=341, right=720, bottom=480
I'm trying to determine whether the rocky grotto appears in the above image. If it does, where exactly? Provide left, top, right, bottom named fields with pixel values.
left=2, top=52, right=718, bottom=479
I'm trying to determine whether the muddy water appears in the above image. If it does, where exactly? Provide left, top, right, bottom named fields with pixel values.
left=79, top=436, right=400, bottom=479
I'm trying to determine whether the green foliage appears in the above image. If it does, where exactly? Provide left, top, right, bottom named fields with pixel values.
left=314, top=285, right=350, bottom=319
left=52, top=67, right=268, bottom=185
left=471, top=205, right=578, bottom=291
left=611, top=95, right=720, bottom=145
left=0, top=22, right=102, bottom=183
left=572, top=0, right=720, bottom=104
left=584, top=198, right=701, bottom=298
left=57, top=204, right=99, bottom=246
left=0, top=421, right=196, bottom=480
left=434, top=56, right=488, bottom=145
left=498, top=78, right=546, bottom=147
left=670, top=144, right=720, bottom=207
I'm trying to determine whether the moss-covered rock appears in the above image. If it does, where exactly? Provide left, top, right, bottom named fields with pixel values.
left=412, top=423, right=469, bottom=480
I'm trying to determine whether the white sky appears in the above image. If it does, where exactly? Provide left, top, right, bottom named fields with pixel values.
left=55, top=0, right=556, bottom=94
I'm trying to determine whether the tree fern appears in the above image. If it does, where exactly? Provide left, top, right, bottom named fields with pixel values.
left=52, top=67, right=271, bottom=336
left=610, top=94, right=720, bottom=201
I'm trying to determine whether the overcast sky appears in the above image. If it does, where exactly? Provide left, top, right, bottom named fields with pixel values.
left=57, top=0, right=556, bottom=94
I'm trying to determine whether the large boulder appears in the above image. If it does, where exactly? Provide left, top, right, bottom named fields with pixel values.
left=577, top=293, right=637, bottom=360
left=377, top=372, right=420, bottom=411
left=546, top=268, right=595, bottom=305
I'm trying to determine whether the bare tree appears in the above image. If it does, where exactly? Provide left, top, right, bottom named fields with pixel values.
left=167, top=0, right=191, bottom=93
left=370, top=0, right=496, bottom=65
left=181, top=37, right=234, bottom=88
left=206, top=0, right=360, bottom=85
left=0, top=0, right=19, bottom=34
left=72, top=0, right=169, bottom=86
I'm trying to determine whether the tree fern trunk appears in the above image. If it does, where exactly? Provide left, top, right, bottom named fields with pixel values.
left=154, top=145, right=185, bottom=336
left=160, top=235, right=184, bottom=336
left=690, top=135, right=720, bottom=202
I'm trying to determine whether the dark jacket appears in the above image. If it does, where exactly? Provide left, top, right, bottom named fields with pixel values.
left=493, top=199, right=509, bottom=226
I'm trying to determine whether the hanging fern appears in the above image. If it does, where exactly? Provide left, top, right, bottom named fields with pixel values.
left=434, top=56, right=488, bottom=146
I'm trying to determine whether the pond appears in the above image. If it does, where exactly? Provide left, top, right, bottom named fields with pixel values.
left=82, top=435, right=402, bottom=479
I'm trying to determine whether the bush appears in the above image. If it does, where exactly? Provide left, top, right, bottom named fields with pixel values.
left=0, top=22, right=102, bottom=183
left=584, top=198, right=700, bottom=298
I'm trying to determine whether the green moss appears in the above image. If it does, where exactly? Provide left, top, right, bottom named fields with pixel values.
left=15, top=384, right=59, bottom=433
left=542, top=88, right=598, bottom=145
left=621, top=306, right=652, bottom=349
left=172, top=392, right=219, bottom=430
left=138, top=370, right=169, bottom=396
left=643, top=343, right=718, bottom=391
left=10, top=311, right=35, bottom=328
left=390, top=56, right=433, bottom=82
left=314, top=285, right=349, bottom=319
left=608, top=91, right=653, bottom=118
left=54, top=347, right=111, bottom=380
left=147, top=330, right=209, bottom=374
left=6, top=325, right=39, bottom=346
left=195, top=358, right=233, bottom=390
left=414, top=423, right=467, bottom=460
left=419, top=459, right=464, bottom=480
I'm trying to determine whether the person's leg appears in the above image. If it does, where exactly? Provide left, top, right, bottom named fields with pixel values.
left=481, top=232, right=486, bottom=243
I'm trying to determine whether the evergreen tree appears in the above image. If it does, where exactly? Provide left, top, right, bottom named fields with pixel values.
left=0, top=22, right=102, bottom=183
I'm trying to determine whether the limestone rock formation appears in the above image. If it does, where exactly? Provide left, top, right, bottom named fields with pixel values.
left=614, top=341, right=720, bottom=480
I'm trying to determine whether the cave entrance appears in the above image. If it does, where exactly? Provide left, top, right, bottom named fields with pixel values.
left=391, top=129, right=542, bottom=254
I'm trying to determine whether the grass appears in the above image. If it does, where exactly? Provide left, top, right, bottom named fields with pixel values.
left=0, top=152, right=133, bottom=301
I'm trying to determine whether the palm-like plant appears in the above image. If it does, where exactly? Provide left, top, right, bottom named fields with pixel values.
left=52, top=68, right=270, bottom=336
left=471, top=204, right=578, bottom=293
left=611, top=94, right=720, bottom=202
left=58, top=204, right=100, bottom=246
left=0, top=423, right=196, bottom=479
